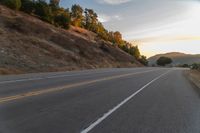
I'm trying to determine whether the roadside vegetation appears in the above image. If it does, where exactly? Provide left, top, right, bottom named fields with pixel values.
left=0, top=0, right=148, bottom=66
left=178, top=63, right=200, bottom=70
left=177, top=64, right=190, bottom=68
left=188, top=65, right=200, bottom=89
left=180, top=62, right=200, bottom=89
left=156, top=57, right=172, bottom=66
left=191, top=63, right=200, bottom=71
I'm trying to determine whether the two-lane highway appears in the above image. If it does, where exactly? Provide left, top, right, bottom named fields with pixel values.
left=0, top=68, right=199, bottom=133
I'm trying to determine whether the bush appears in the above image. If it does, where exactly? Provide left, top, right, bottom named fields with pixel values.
left=138, top=55, right=148, bottom=66
left=2, top=0, right=21, bottom=10
left=21, top=0, right=35, bottom=14
left=34, top=0, right=53, bottom=23
left=179, top=64, right=189, bottom=68
left=54, top=13, right=70, bottom=29
left=191, top=63, right=200, bottom=70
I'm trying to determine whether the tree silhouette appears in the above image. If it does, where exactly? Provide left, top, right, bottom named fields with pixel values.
left=157, top=57, right=172, bottom=66
left=71, top=4, right=84, bottom=27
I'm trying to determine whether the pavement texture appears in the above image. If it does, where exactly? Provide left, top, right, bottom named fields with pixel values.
left=0, top=67, right=199, bottom=133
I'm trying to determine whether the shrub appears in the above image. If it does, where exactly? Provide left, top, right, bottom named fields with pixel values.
left=191, top=63, right=200, bottom=70
left=34, top=0, right=53, bottom=23
left=138, top=55, right=148, bottom=66
left=54, top=13, right=70, bottom=29
left=21, top=0, right=35, bottom=14
left=1, top=0, right=21, bottom=10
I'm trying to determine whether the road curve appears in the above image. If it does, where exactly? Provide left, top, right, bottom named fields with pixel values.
left=0, top=67, right=199, bottom=133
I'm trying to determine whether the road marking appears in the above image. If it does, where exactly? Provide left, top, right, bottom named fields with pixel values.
left=81, top=70, right=172, bottom=133
left=0, top=69, right=152, bottom=84
left=0, top=69, right=158, bottom=104
left=0, top=72, right=107, bottom=84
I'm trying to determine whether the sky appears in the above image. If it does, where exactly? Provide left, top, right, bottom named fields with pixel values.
left=60, top=0, right=200, bottom=57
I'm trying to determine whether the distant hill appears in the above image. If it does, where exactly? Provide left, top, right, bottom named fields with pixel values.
left=0, top=5, right=141, bottom=74
left=148, top=52, right=200, bottom=66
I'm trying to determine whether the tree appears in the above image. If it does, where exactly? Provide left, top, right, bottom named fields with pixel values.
left=157, top=57, right=172, bottom=66
left=133, top=46, right=140, bottom=60
left=113, top=31, right=123, bottom=45
left=21, top=0, right=35, bottom=14
left=181, top=64, right=189, bottom=68
left=95, top=22, right=109, bottom=41
left=34, top=0, right=53, bottom=23
left=84, top=8, right=98, bottom=32
left=54, top=8, right=70, bottom=29
left=70, top=4, right=84, bottom=27
left=108, top=31, right=115, bottom=44
left=191, top=63, right=200, bottom=70
left=2, top=0, right=21, bottom=10
left=120, top=44, right=129, bottom=53
left=138, top=55, right=148, bottom=66
left=49, top=0, right=60, bottom=7
left=49, top=0, right=60, bottom=17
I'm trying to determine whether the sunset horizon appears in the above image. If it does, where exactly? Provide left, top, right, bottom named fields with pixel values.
left=61, top=0, right=200, bottom=57
left=0, top=1, right=200, bottom=132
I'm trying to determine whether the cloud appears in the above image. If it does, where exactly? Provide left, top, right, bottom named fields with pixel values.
left=97, top=0, right=131, bottom=5
left=113, top=15, right=122, bottom=20
left=96, top=0, right=198, bottom=6
left=98, top=14, right=111, bottom=23
left=98, top=14, right=122, bottom=23
left=131, top=36, right=200, bottom=45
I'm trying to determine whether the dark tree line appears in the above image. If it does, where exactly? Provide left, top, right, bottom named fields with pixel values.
left=191, top=63, right=200, bottom=70
left=0, top=0, right=148, bottom=66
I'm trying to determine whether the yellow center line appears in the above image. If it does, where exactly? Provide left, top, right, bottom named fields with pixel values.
left=0, top=69, right=159, bottom=104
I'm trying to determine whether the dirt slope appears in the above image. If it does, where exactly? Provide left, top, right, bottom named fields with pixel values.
left=148, top=52, right=200, bottom=66
left=0, top=5, right=141, bottom=74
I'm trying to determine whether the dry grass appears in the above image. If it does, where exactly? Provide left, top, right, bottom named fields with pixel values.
left=0, top=5, right=141, bottom=75
left=188, top=70, right=200, bottom=89
left=0, top=68, right=22, bottom=75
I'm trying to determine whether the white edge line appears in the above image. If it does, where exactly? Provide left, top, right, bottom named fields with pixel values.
left=80, top=70, right=172, bottom=133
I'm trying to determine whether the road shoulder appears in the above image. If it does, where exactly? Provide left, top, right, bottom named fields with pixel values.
left=184, top=70, right=200, bottom=96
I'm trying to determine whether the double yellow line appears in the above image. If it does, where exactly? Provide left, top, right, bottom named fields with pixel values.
left=0, top=69, right=157, bottom=104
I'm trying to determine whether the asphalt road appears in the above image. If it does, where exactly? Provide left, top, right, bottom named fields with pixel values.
left=0, top=67, right=199, bottom=133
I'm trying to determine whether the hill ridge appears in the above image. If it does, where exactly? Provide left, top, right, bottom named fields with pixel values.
left=0, top=5, right=141, bottom=74
left=148, top=52, right=200, bottom=66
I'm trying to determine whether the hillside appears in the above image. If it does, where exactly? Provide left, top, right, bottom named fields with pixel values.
left=148, top=52, right=200, bottom=66
left=0, top=5, right=141, bottom=74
